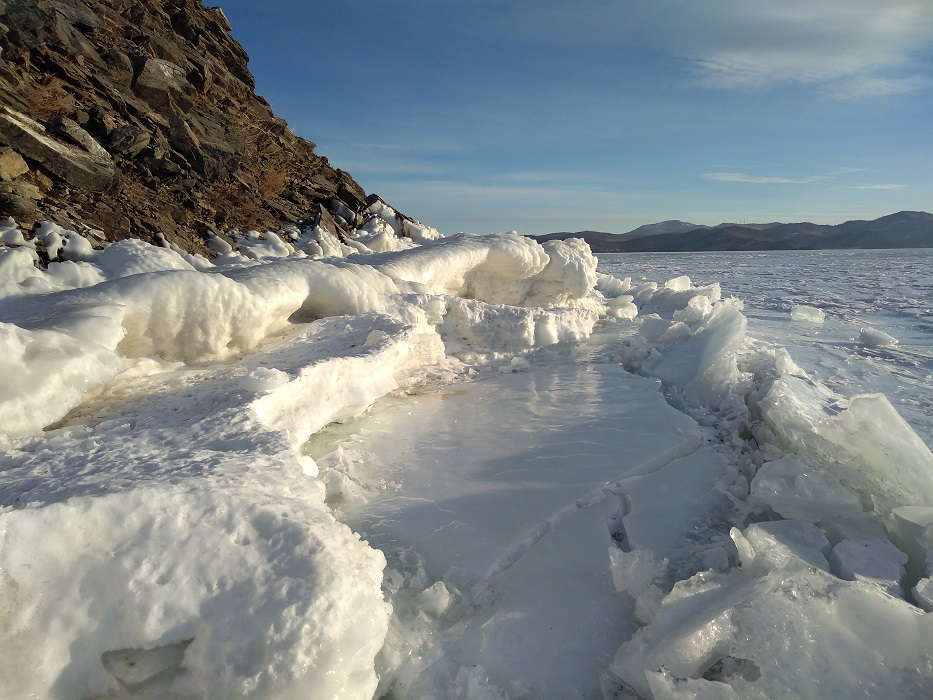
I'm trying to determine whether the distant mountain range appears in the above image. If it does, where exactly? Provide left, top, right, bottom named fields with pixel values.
left=531, top=211, right=933, bottom=252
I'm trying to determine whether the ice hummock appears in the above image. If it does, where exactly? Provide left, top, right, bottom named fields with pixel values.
left=790, top=304, right=825, bottom=323
left=1, top=212, right=932, bottom=699
left=859, top=325, right=899, bottom=347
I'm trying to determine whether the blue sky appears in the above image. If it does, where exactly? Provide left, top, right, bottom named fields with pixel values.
left=218, top=0, right=932, bottom=235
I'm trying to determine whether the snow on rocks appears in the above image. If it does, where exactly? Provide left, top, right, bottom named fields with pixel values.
left=95, top=237, right=199, bottom=276
left=363, top=198, right=441, bottom=244
left=0, top=228, right=601, bottom=443
left=440, top=297, right=599, bottom=354
left=0, top=313, right=429, bottom=698
left=251, top=313, right=448, bottom=448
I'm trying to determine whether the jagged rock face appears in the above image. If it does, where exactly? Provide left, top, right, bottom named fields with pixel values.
left=0, top=0, right=369, bottom=254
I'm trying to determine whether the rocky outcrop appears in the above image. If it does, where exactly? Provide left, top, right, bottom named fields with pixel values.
left=0, top=0, right=377, bottom=255
left=0, top=107, right=120, bottom=192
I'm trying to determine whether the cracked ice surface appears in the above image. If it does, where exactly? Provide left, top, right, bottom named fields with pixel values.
left=315, top=363, right=703, bottom=698
left=331, top=364, right=700, bottom=585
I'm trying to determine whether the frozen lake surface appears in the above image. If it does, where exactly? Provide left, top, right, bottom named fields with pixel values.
left=598, top=249, right=933, bottom=448
left=1, top=221, right=931, bottom=699
left=310, top=363, right=717, bottom=698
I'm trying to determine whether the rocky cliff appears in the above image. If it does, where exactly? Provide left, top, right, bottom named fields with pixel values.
left=0, top=0, right=377, bottom=256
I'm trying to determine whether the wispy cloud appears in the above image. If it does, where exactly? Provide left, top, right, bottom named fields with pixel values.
left=823, top=75, right=932, bottom=100
left=684, top=1, right=933, bottom=96
left=855, top=184, right=907, bottom=190
left=703, top=172, right=826, bottom=185
left=508, top=0, right=933, bottom=98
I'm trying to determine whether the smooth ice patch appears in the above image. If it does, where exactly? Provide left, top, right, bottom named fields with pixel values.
left=316, top=363, right=704, bottom=697
left=333, top=364, right=701, bottom=588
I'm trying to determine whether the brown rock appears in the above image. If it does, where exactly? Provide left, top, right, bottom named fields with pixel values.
left=103, top=49, right=135, bottom=86
left=48, top=115, right=110, bottom=160
left=205, top=6, right=233, bottom=34
left=133, top=57, right=194, bottom=114
left=12, top=180, right=42, bottom=201
left=314, top=203, right=349, bottom=240
left=48, top=1, right=100, bottom=32
left=0, top=107, right=119, bottom=192
left=141, top=155, right=183, bottom=178
left=0, top=183, right=37, bottom=219
left=0, top=147, right=29, bottom=181
left=107, top=125, right=151, bottom=157
left=21, top=168, right=54, bottom=194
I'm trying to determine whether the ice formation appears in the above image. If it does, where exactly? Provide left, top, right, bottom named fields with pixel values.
left=860, top=325, right=899, bottom=347
left=1, top=206, right=931, bottom=699
left=790, top=304, right=825, bottom=323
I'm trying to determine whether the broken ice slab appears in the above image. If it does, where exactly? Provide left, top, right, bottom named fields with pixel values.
left=829, top=538, right=908, bottom=598
left=733, top=519, right=831, bottom=575
left=913, top=577, right=933, bottom=612
left=790, top=305, right=825, bottom=323
left=859, top=326, right=898, bottom=347
left=750, top=454, right=862, bottom=522
left=101, top=640, right=192, bottom=695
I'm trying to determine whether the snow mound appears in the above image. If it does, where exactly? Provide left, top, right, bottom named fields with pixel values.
left=0, top=485, right=388, bottom=699
left=1, top=229, right=598, bottom=442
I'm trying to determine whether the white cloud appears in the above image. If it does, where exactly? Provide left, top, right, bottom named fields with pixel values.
left=855, top=184, right=907, bottom=190
left=830, top=167, right=870, bottom=175
left=703, top=172, right=825, bottom=185
left=508, top=0, right=933, bottom=97
left=681, top=0, right=933, bottom=96
left=823, top=75, right=932, bottom=100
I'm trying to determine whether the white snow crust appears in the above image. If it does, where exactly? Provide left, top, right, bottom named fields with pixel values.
left=1, top=215, right=931, bottom=699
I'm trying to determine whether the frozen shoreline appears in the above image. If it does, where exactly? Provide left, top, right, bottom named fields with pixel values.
left=1, top=212, right=932, bottom=698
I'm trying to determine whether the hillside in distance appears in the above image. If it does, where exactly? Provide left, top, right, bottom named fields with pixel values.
left=534, top=211, right=933, bottom=252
